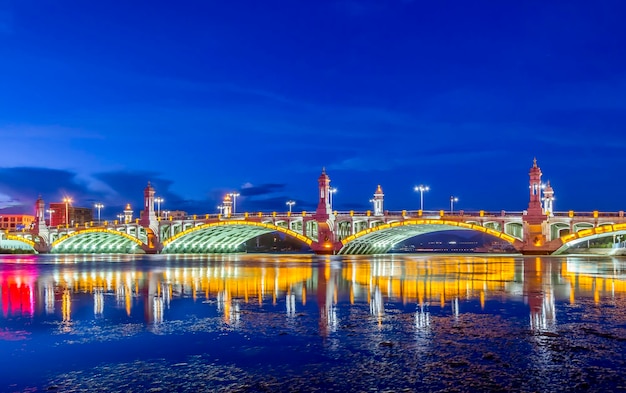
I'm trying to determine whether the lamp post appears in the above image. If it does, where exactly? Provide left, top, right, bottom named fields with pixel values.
left=94, top=203, right=104, bottom=224
left=229, top=192, right=240, bottom=214
left=450, top=196, right=459, bottom=214
left=164, top=210, right=170, bottom=219
left=217, top=205, right=224, bottom=215
left=46, top=209, right=55, bottom=226
left=369, top=199, right=375, bottom=211
left=329, top=187, right=337, bottom=210
left=117, top=214, right=124, bottom=224
left=155, top=197, right=164, bottom=218
left=414, top=185, right=429, bottom=211
left=286, top=200, right=295, bottom=213
left=63, top=197, right=72, bottom=228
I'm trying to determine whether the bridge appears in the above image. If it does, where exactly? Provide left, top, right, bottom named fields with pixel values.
left=2, top=159, right=626, bottom=255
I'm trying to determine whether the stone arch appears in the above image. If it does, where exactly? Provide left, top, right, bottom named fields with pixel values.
left=339, top=219, right=521, bottom=255
left=161, top=220, right=314, bottom=253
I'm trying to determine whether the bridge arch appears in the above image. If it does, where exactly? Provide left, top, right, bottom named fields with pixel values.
left=161, top=220, right=313, bottom=253
left=51, top=228, right=145, bottom=253
left=338, top=219, right=521, bottom=255
left=553, top=223, right=626, bottom=255
left=1, top=234, right=37, bottom=252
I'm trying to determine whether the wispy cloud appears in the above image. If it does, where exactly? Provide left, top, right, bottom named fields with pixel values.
left=0, top=167, right=209, bottom=215
left=240, top=183, right=286, bottom=197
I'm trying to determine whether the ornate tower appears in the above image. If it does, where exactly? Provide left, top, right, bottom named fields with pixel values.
left=222, top=194, right=233, bottom=217
left=34, top=195, right=46, bottom=230
left=542, top=181, right=555, bottom=217
left=33, top=195, right=49, bottom=245
left=124, top=204, right=133, bottom=224
left=522, top=158, right=549, bottom=251
left=373, top=185, right=384, bottom=216
left=526, top=158, right=545, bottom=223
left=316, top=168, right=332, bottom=218
left=140, top=182, right=160, bottom=253
left=141, top=182, right=157, bottom=225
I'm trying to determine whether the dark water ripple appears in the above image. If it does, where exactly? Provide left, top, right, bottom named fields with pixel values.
left=1, top=254, right=626, bottom=392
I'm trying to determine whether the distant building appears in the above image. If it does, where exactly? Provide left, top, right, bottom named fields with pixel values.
left=140, top=210, right=188, bottom=220
left=0, top=214, right=35, bottom=231
left=49, top=203, right=93, bottom=227
left=164, top=210, right=187, bottom=220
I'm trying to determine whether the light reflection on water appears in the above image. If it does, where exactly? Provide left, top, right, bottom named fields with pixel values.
left=1, top=253, right=626, bottom=391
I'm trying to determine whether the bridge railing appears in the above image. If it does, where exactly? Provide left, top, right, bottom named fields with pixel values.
left=41, top=209, right=626, bottom=233
left=552, top=211, right=625, bottom=218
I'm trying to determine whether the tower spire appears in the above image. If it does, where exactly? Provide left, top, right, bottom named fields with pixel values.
left=526, top=158, right=546, bottom=224
left=373, top=185, right=384, bottom=216
left=315, top=168, right=332, bottom=217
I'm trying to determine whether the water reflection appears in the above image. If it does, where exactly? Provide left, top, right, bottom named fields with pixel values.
left=1, top=255, right=626, bottom=336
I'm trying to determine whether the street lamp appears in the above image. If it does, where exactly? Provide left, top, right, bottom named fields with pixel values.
left=286, top=200, right=295, bottom=213
left=62, top=197, right=72, bottom=228
left=329, top=187, right=337, bottom=210
left=117, top=214, right=124, bottom=224
left=229, top=192, right=240, bottom=214
left=450, top=196, right=459, bottom=214
left=94, top=203, right=104, bottom=224
left=46, top=209, right=55, bottom=226
left=414, top=185, right=429, bottom=211
left=155, top=197, right=164, bottom=218
left=164, top=210, right=170, bottom=219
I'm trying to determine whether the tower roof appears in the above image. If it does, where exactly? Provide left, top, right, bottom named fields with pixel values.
left=374, top=184, right=384, bottom=195
left=529, top=158, right=542, bottom=175
left=544, top=180, right=554, bottom=193
left=318, top=167, right=330, bottom=181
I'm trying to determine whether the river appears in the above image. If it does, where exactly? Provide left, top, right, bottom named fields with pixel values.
left=1, top=253, right=625, bottom=392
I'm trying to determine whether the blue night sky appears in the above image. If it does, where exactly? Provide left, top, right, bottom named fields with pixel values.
left=0, top=0, right=625, bottom=218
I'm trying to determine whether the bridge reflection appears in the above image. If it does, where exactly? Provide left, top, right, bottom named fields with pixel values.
left=1, top=256, right=626, bottom=336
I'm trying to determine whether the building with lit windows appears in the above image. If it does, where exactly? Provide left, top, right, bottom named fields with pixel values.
left=49, top=203, right=93, bottom=227
left=0, top=214, right=35, bottom=231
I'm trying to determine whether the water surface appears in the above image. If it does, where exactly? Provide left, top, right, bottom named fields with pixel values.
left=1, top=253, right=626, bottom=392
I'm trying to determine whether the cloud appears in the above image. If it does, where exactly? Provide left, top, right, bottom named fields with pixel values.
left=0, top=167, right=218, bottom=217
left=0, top=167, right=88, bottom=209
left=239, top=183, right=286, bottom=197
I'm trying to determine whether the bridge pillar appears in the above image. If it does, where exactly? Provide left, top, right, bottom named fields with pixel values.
left=373, top=185, right=384, bottom=216
left=222, top=194, right=233, bottom=217
left=33, top=195, right=50, bottom=247
left=520, top=159, right=556, bottom=254
left=140, top=182, right=159, bottom=229
left=311, top=169, right=342, bottom=254
left=140, top=182, right=162, bottom=253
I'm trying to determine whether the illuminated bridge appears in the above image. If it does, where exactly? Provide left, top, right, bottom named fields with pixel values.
left=3, top=160, right=626, bottom=256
